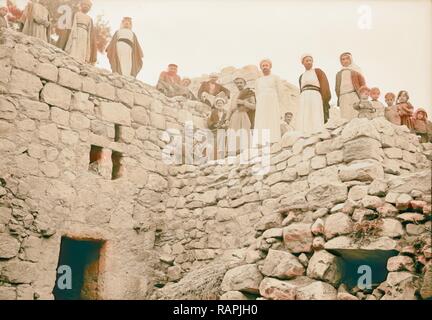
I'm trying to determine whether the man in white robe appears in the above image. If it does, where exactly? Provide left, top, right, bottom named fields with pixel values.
left=296, top=54, right=331, bottom=134
left=106, top=17, right=144, bottom=78
left=335, top=52, right=366, bottom=120
left=65, top=0, right=97, bottom=64
left=254, top=59, right=285, bottom=144
left=21, top=0, right=50, bottom=42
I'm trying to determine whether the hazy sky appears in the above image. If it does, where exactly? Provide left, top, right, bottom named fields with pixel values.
left=13, top=0, right=432, bottom=114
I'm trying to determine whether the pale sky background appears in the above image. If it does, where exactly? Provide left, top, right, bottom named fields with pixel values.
left=13, top=0, right=432, bottom=114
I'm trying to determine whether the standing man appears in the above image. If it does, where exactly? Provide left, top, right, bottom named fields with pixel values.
left=198, top=73, right=230, bottom=106
left=297, top=54, right=331, bottom=134
left=64, top=0, right=97, bottom=64
left=21, top=0, right=50, bottom=42
left=106, top=17, right=144, bottom=78
left=228, top=77, right=256, bottom=131
left=106, top=17, right=143, bottom=78
left=254, top=59, right=285, bottom=144
left=227, top=77, right=256, bottom=154
left=335, top=52, right=366, bottom=120
left=0, top=6, right=9, bottom=28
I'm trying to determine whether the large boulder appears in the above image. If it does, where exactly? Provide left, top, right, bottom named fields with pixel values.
left=283, top=223, right=313, bottom=253
left=306, top=183, right=348, bottom=210
left=221, top=264, right=263, bottom=294
left=306, top=250, right=342, bottom=286
left=260, top=249, right=305, bottom=279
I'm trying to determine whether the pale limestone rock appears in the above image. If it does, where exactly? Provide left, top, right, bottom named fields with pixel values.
left=99, top=102, right=131, bottom=126
left=341, top=118, right=381, bottom=143
left=306, top=183, right=348, bottom=210
left=296, top=280, right=338, bottom=300
left=387, top=256, right=415, bottom=272
left=368, top=179, right=388, bottom=196
left=381, top=272, right=418, bottom=300
left=306, top=250, right=342, bottom=286
left=311, top=156, right=327, bottom=169
left=260, top=249, right=305, bottom=279
left=384, top=147, right=403, bottom=159
left=39, top=162, right=60, bottom=178
left=283, top=223, right=313, bottom=253
left=311, top=218, right=324, bottom=236
left=95, top=82, right=116, bottom=100
left=221, top=264, right=263, bottom=294
left=258, top=277, right=297, bottom=300
left=39, top=123, right=59, bottom=144
left=0, top=286, right=16, bottom=300
left=324, top=212, right=353, bottom=240
left=0, top=260, right=37, bottom=284
left=50, top=107, right=69, bottom=126
left=397, top=213, right=425, bottom=223
left=35, top=62, right=58, bottom=82
left=326, top=150, right=344, bottom=165
left=70, top=112, right=90, bottom=130
left=21, top=236, right=43, bottom=263
left=296, top=161, right=310, bottom=176
left=324, top=236, right=354, bottom=250
left=8, top=69, right=43, bottom=99
left=361, top=195, right=384, bottom=209
left=19, top=99, right=49, bottom=120
left=131, top=107, right=150, bottom=125
left=41, top=83, right=72, bottom=110
left=343, top=137, right=382, bottom=163
left=220, top=291, right=249, bottom=300
left=71, top=92, right=94, bottom=114
left=348, top=185, right=368, bottom=201
left=339, top=161, right=384, bottom=182
left=150, top=113, right=166, bottom=130
left=388, top=170, right=431, bottom=194
left=58, top=68, right=82, bottom=90
left=380, top=219, right=404, bottom=238
left=116, top=88, right=134, bottom=107
left=0, top=234, right=20, bottom=259
left=0, top=97, right=17, bottom=120
left=307, top=166, right=341, bottom=188
left=396, top=193, right=412, bottom=210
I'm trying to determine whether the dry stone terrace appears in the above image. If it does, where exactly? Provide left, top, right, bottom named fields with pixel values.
left=0, top=28, right=431, bottom=300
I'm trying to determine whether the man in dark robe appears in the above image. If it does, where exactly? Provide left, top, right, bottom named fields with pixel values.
left=106, top=17, right=143, bottom=78
left=198, top=73, right=230, bottom=106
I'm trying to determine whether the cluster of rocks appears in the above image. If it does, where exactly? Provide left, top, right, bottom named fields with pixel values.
left=154, top=116, right=431, bottom=300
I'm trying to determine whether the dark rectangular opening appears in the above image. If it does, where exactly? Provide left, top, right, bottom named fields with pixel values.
left=89, top=145, right=103, bottom=174
left=111, top=151, right=123, bottom=180
left=328, top=249, right=399, bottom=290
left=52, top=236, right=105, bottom=300
left=114, top=124, right=121, bottom=142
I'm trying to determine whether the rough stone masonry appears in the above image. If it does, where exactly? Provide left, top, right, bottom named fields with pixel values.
left=0, top=28, right=431, bottom=300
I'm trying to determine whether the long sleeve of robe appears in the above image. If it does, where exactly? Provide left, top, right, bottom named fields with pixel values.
left=106, top=30, right=144, bottom=77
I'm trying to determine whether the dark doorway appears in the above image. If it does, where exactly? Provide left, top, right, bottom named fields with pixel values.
left=53, top=237, right=104, bottom=300
left=328, top=249, right=398, bottom=289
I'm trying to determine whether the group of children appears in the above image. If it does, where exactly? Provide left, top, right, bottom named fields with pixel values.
left=353, top=86, right=431, bottom=143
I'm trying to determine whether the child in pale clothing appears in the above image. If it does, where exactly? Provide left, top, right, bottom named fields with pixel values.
left=353, top=86, right=377, bottom=120
left=369, top=87, right=385, bottom=117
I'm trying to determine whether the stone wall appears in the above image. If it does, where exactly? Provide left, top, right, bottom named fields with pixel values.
left=0, top=28, right=213, bottom=300
left=154, top=117, right=431, bottom=300
left=0, top=28, right=431, bottom=300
